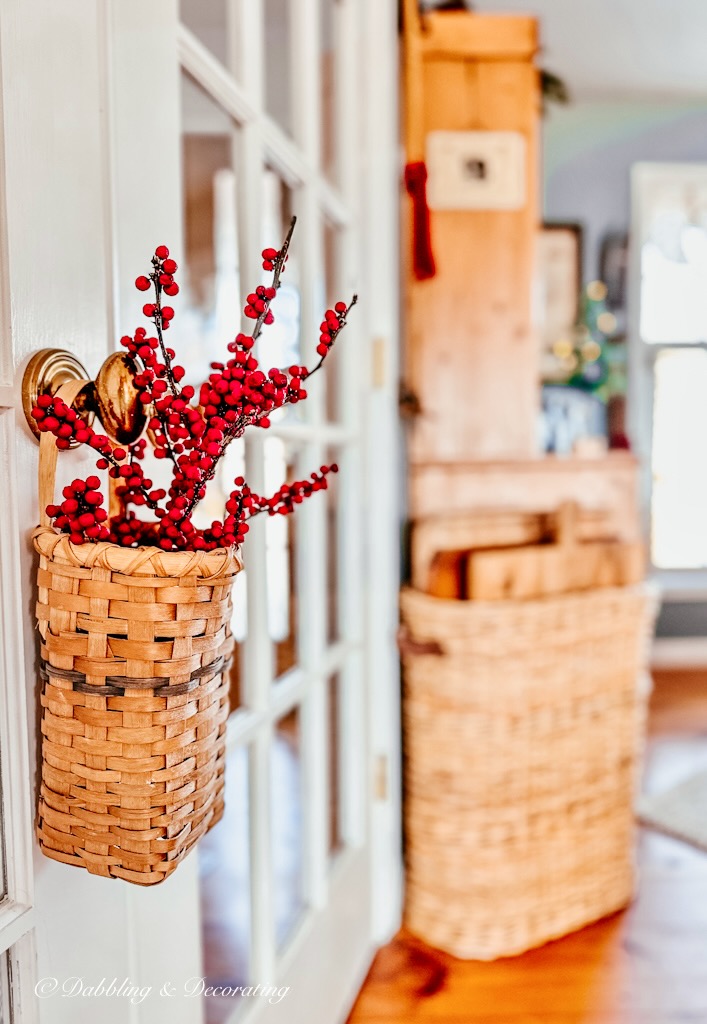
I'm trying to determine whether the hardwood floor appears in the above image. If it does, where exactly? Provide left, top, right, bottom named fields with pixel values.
left=347, top=669, right=707, bottom=1024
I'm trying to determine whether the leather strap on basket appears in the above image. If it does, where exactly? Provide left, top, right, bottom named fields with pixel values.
left=40, top=654, right=232, bottom=698
left=397, top=625, right=443, bottom=657
left=38, top=378, right=91, bottom=527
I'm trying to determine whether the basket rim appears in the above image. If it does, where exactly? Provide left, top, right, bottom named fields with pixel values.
left=32, top=524, right=243, bottom=580
left=400, top=580, right=658, bottom=610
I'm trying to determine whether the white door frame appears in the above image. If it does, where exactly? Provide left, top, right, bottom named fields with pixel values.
left=360, top=0, right=403, bottom=945
left=2, top=3, right=201, bottom=1023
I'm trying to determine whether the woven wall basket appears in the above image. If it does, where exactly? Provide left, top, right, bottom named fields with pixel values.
left=400, top=583, right=658, bottom=960
left=33, top=382, right=242, bottom=886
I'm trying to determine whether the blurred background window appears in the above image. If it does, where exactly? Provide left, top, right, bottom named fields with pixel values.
left=633, top=164, right=707, bottom=569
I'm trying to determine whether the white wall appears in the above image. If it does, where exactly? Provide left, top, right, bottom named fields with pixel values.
left=544, top=100, right=707, bottom=281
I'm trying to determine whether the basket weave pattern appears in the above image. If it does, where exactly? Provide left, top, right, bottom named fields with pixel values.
left=34, top=526, right=241, bottom=886
left=401, top=584, right=656, bottom=959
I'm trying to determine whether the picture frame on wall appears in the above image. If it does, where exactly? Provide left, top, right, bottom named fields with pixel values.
left=426, top=130, right=527, bottom=211
left=599, top=230, right=629, bottom=311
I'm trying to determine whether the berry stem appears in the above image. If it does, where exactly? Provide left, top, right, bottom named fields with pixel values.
left=290, top=294, right=358, bottom=385
left=150, top=260, right=180, bottom=398
left=105, top=449, right=161, bottom=512
left=252, top=216, right=296, bottom=344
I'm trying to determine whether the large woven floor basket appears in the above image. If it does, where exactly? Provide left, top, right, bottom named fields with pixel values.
left=401, top=583, right=657, bottom=959
left=33, top=414, right=241, bottom=885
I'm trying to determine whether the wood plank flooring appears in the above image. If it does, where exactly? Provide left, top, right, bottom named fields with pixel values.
left=347, top=670, right=707, bottom=1024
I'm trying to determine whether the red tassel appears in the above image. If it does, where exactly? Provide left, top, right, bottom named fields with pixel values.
left=404, top=161, right=436, bottom=281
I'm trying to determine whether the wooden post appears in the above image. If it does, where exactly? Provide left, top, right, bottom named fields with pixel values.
left=402, top=8, right=541, bottom=504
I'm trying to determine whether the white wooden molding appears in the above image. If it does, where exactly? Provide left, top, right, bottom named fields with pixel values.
left=652, top=637, right=707, bottom=668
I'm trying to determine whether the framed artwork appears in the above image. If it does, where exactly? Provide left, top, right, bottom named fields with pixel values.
left=599, top=231, right=629, bottom=311
left=426, top=131, right=527, bottom=211
left=537, top=223, right=582, bottom=376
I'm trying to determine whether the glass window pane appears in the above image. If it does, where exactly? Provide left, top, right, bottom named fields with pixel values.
left=261, top=171, right=301, bottom=385
left=323, top=220, right=344, bottom=424
left=271, top=514, right=297, bottom=679
left=264, top=439, right=300, bottom=678
left=0, top=950, right=11, bottom=1024
left=639, top=168, right=707, bottom=344
left=272, top=708, right=305, bottom=949
left=181, top=71, right=250, bottom=710
left=180, top=0, right=231, bottom=69
left=0, top=757, right=6, bottom=902
left=320, top=0, right=337, bottom=181
left=218, top=436, right=247, bottom=683
left=180, top=72, right=240, bottom=391
left=325, top=445, right=341, bottom=644
left=328, top=673, right=344, bottom=859
left=651, top=348, right=707, bottom=568
left=264, top=0, right=292, bottom=135
left=228, top=570, right=247, bottom=712
left=200, top=746, right=251, bottom=1024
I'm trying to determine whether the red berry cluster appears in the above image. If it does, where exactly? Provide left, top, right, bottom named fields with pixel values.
left=32, top=392, right=113, bottom=454
left=46, top=477, right=109, bottom=544
left=136, top=245, right=180, bottom=330
left=317, top=303, right=350, bottom=358
left=217, top=466, right=338, bottom=544
left=110, top=513, right=160, bottom=548
left=255, top=465, right=337, bottom=515
left=244, top=285, right=276, bottom=323
left=31, top=219, right=355, bottom=551
left=262, top=247, right=280, bottom=272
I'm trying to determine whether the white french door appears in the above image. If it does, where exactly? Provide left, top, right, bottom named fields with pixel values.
left=0, top=1, right=400, bottom=1023
left=177, top=0, right=401, bottom=1019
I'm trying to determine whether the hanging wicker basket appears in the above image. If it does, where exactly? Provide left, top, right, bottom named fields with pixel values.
left=33, top=382, right=241, bottom=885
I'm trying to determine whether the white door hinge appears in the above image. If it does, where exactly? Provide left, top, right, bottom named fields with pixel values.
left=371, top=336, right=386, bottom=388
left=374, top=753, right=388, bottom=801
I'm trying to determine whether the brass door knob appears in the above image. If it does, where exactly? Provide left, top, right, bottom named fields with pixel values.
left=88, top=352, right=147, bottom=445
left=22, top=348, right=146, bottom=445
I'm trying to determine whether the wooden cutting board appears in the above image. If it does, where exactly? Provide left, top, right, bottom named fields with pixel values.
left=424, top=503, right=645, bottom=600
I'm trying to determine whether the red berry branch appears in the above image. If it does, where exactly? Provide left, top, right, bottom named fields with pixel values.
left=32, top=218, right=356, bottom=552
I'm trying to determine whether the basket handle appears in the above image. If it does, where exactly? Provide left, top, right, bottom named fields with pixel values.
left=38, top=379, right=91, bottom=527
left=397, top=625, right=444, bottom=657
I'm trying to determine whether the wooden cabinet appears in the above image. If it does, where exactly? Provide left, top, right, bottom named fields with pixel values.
left=402, top=4, right=541, bottom=480
left=401, top=6, right=641, bottom=545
